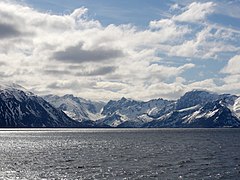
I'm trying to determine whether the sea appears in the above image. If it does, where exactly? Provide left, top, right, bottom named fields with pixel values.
left=0, top=128, right=240, bottom=179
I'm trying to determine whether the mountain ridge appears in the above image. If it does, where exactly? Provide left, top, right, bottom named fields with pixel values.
left=0, top=83, right=239, bottom=128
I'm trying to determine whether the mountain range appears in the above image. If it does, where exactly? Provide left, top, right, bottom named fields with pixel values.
left=0, top=83, right=240, bottom=128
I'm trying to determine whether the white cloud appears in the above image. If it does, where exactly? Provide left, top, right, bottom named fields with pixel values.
left=168, top=25, right=240, bottom=59
left=170, top=4, right=181, bottom=11
left=188, top=79, right=216, bottom=90
left=146, top=63, right=195, bottom=81
left=70, top=7, right=88, bottom=19
left=173, top=2, right=215, bottom=23
left=149, top=19, right=191, bottom=44
left=0, top=1, right=239, bottom=101
left=149, top=19, right=174, bottom=29
left=221, top=55, right=240, bottom=74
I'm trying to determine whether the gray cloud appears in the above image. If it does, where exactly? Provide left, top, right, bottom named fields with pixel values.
left=46, top=82, right=78, bottom=90
left=47, top=82, right=66, bottom=89
left=0, top=23, right=21, bottom=39
left=0, top=10, right=22, bottom=21
left=44, top=69, right=72, bottom=75
left=76, top=66, right=116, bottom=76
left=53, top=43, right=124, bottom=63
left=47, top=81, right=96, bottom=90
left=0, top=61, right=6, bottom=66
left=0, top=71, right=13, bottom=77
left=43, top=66, right=116, bottom=76
left=67, top=65, right=83, bottom=69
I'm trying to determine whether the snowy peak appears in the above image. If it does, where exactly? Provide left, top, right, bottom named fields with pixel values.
left=184, top=99, right=240, bottom=128
left=0, top=83, right=34, bottom=96
left=100, top=97, right=174, bottom=127
left=0, top=83, right=24, bottom=90
left=176, top=90, right=220, bottom=110
left=144, top=91, right=240, bottom=128
left=0, top=84, right=34, bottom=102
left=102, top=97, right=142, bottom=116
left=0, top=84, right=81, bottom=127
left=43, top=94, right=105, bottom=121
left=1, top=84, right=240, bottom=128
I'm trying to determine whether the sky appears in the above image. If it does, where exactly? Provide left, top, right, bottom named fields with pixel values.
left=0, top=0, right=240, bottom=101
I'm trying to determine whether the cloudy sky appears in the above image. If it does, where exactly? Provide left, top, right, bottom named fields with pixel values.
left=0, top=0, right=240, bottom=101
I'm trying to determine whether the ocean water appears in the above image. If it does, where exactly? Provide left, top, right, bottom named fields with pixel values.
left=0, top=129, right=240, bottom=179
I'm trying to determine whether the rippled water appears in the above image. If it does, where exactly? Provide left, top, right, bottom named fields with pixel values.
left=0, top=128, right=240, bottom=179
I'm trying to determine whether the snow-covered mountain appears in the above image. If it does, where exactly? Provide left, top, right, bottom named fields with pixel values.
left=43, top=90, right=240, bottom=128
left=1, top=83, right=239, bottom=128
left=43, top=94, right=105, bottom=121
left=233, top=97, right=240, bottom=119
left=97, top=97, right=175, bottom=127
left=175, top=90, right=220, bottom=110
left=0, top=84, right=81, bottom=127
left=144, top=90, right=240, bottom=128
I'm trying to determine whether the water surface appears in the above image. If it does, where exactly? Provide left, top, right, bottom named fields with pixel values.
left=0, top=128, right=240, bottom=179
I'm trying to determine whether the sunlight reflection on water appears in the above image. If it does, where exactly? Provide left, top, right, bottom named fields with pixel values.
left=0, top=128, right=240, bottom=179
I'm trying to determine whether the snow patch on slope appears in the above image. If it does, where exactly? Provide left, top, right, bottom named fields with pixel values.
left=184, top=108, right=219, bottom=123
left=177, top=105, right=200, bottom=112
left=43, top=94, right=106, bottom=121
left=233, top=97, right=240, bottom=118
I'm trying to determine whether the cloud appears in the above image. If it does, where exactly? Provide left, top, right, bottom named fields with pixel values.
left=46, top=80, right=95, bottom=90
left=95, top=81, right=128, bottom=92
left=146, top=63, right=195, bottom=81
left=149, top=19, right=174, bottom=29
left=44, top=69, right=72, bottom=75
left=0, top=71, right=14, bottom=77
left=223, top=74, right=240, bottom=84
left=149, top=2, right=239, bottom=59
left=168, top=24, right=240, bottom=59
left=70, top=7, right=88, bottom=19
left=188, top=79, right=216, bottom=90
left=76, top=66, right=116, bottom=76
left=0, top=23, right=21, bottom=39
left=221, top=55, right=240, bottom=74
left=0, top=1, right=239, bottom=101
left=148, top=18, right=191, bottom=44
left=173, top=2, right=216, bottom=23
left=170, top=4, right=181, bottom=11
left=0, top=61, right=6, bottom=66
left=213, top=75, right=240, bottom=96
left=53, top=42, right=124, bottom=63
